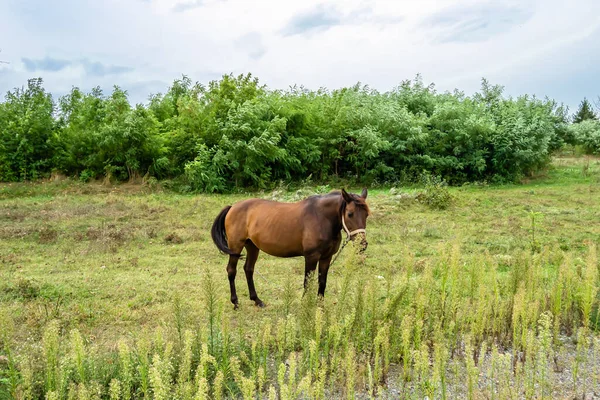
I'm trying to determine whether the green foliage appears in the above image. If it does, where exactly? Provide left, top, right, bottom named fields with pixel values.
left=569, top=120, right=600, bottom=154
left=480, top=83, right=559, bottom=182
left=148, top=75, right=206, bottom=175
left=0, top=74, right=571, bottom=187
left=184, top=145, right=225, bottom=193
left=56, top=86, right=167, bottom=181
left=416, top=173, right=453, bottom=210
left=0, top=78, right=57, bottom=181
left=209, top=97, right=288, bottom=188
left=572, top=98, right=597, bottom=123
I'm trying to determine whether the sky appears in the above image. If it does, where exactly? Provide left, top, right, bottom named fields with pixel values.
left=1, top=0, right=599, bottom=114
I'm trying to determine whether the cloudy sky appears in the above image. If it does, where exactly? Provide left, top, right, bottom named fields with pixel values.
left=1, top=0, right=599, bottom=113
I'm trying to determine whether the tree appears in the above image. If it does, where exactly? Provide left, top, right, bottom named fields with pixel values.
left=569, top=119, right=600, bottom=154
left=56, top=86, right=167, bottom=181
left=572, top=98, right=597, bottom=123
left=0, top=73, right=572, bottom=187
left=0, top=78, right=57, bottom=181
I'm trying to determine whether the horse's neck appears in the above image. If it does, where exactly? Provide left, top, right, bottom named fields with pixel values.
left=317, top=195, right=343, bottom=226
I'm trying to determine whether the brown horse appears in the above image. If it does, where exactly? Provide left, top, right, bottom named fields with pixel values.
left=211, top=188, right=370, bottom=309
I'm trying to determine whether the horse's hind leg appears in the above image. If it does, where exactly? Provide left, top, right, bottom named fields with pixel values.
left=227, top=254, right=241, bottom=309
left=243, top=241, right=264, bottom=307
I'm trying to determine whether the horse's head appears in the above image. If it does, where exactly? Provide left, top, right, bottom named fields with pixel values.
left=341, top=188, right=370, bottom=252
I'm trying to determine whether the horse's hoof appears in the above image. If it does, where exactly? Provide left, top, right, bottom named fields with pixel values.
left=233, top=303, right=239, bottom=310
left=256, top=301, right=266, bottom=308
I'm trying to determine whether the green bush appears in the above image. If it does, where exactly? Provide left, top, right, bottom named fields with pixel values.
left=569, top=120, right=600, bottom=155
left=416, top=173, right=453, bottom=210
left=0, top=74, right=572, bottom=188
left=183, top=145, right=225, bottom=193
left=0, top=78, right=57, bottom=181
left=56, top=86, right=167, bottom=181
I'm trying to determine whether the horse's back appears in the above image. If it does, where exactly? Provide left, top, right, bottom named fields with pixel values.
left=228, top=198, right=305, bottom=218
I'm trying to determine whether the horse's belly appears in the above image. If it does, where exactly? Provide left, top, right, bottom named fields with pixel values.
left=259, top=245, right=303, bottom=258
left=248, top=224, right=304, bottom=258
left=250, top=232, right=304, bottom=258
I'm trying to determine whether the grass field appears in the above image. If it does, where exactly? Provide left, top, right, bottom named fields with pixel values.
left=1, top=156, right=600, bottom=399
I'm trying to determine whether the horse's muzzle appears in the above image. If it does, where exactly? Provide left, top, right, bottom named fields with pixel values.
left=359, top=239, right=368, bottom=253
left=352, top=233, right=368, bottom=253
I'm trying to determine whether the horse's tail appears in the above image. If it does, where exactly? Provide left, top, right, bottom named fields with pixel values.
left=211, top=206, right=240, bottom=256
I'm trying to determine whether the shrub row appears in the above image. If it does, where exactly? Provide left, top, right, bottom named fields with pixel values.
left=0, top=74, right=572, bottom=190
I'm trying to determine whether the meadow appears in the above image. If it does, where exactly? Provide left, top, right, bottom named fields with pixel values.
left=1, top=155, right=600, bottom=399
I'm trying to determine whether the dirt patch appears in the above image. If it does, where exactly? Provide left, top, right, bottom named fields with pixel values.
left=38, top=225, right=58, bottom=244
left=187, top=228, right=205, bottom=242
left=74, top=224, right=134, bottom=253
left=86, top=224, right=130, bottom=243
left=3, top=278, right=41, bottom=300
left=144, top=227, right=158, bottom=239
left=85, top=227, right=102, bottom=241
left=164, top=232, right=183, bottom=244
left=0, top=253, right=19, bottom=265
left=0, top=209, right=28, bottom=222
left=0, top=227, right=34, bottom=240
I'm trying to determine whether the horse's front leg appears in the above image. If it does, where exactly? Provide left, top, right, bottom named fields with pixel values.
left=303, top=254, right=319, bottom=292
left=317, top=256, right=332, bottom=297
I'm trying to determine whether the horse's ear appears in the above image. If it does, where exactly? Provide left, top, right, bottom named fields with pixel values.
left=361, top=188, right=368, bottom=199
left=341, top=189, right=352, bottom=203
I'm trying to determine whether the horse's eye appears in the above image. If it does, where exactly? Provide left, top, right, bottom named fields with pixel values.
left=348, top=212, right=354, bottom=218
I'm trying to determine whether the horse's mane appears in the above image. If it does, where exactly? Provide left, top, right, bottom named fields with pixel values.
left=313, top=190, right=370, bottom=215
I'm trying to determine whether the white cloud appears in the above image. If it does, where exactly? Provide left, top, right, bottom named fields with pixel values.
left=0, top=0, right=598, bottom=110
